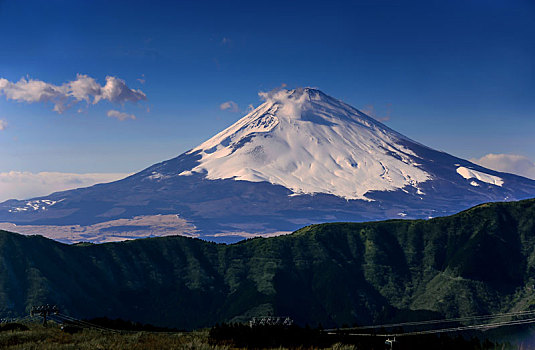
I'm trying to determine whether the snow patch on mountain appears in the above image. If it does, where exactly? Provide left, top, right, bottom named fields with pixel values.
left=182, top=88, right=431, bottom=200
left=145, top=171, right=172, bottom=181
left=8, top=199, right=62, bottom=213
left=457, top=166, right=504, bottom=187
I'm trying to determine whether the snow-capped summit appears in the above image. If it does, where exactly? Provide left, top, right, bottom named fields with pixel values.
left=1, top=88, right=535, bottom=243
left=184, top=88, right=429, bottom=200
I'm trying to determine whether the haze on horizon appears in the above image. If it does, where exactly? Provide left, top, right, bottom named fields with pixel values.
left=0, top=0, right=534, bottom=202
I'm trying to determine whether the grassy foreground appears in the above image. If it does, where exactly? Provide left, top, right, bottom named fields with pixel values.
left=0, top=322, right=365, bottom=350
left=0, top=323, right=216, bottom=350
left=0, top=321, right=527, bottom=350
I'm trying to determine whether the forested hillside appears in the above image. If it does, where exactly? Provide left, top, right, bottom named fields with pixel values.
left=0, top=199, right=534, bottom=329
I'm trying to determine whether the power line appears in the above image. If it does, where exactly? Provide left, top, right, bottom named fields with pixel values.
left=326, top=309, right=535, bottom=332
left=54, top=313, right=181, bottom=334
left=391, top=316, right=535, bottom=337
left=54, top=313, right=120, bottom=333
left=326, top=316, right=535, bottom=337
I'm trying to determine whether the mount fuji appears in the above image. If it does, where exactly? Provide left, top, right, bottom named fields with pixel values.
left=2, top=88, right=535, bottom=243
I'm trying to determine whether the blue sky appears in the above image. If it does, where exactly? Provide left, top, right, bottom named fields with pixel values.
left=0, top=0, right=534, bottom=200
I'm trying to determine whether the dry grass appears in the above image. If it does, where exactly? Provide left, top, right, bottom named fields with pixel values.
left=0, top=322, right=361, bottom=350
left=0, top=323, right=231, bottom=350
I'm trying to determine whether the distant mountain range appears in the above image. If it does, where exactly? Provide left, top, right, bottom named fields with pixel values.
left=1, top=88, right=534, bottom=243
left=0, top=198, right=534, bottom=329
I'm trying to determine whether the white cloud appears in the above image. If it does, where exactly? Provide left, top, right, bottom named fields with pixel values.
left=0, top=171, right=131, bottom=202
left=220, top=100, right=239, bottom=112
left=94, top=76, right=146, bottom=104
left=0, top=77, right=68, bottom=112
left=258, top=84, right=288, bottom=102
left=68, top=74, right=101, bottom=103
left=0, top=74, right=146, bottom=113
left=0, top=119, right=7, bottom=131
left=107, top=109, right=136, bottom=121
left=258, top=86, right=309, bottom=119
left=471, top=154, right=535, bottom=180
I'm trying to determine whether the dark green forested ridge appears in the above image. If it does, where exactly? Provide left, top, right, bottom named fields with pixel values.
left=0, top=198, right=534, bottom=329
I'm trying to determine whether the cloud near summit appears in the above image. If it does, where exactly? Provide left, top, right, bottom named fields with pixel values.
left=219, top=100, right=239, bottom=112
left=0, top=74, right=146, bottom=113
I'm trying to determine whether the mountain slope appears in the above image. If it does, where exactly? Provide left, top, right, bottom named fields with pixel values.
left=1, top=88, right=534, bottom=243
left=0, top=199, right=534, bottom=329
left=186, top=88, right=430, bottom=200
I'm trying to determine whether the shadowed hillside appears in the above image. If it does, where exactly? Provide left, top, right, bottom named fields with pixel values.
left=0, top=198, right=534, bottom=329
